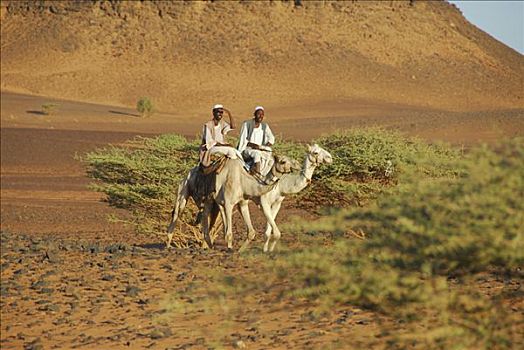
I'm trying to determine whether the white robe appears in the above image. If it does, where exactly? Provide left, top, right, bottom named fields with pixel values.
left=237, top=120, right=275, bottom=175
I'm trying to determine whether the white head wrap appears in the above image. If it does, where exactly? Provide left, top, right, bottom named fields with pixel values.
left=254, top=106, right=264, bottom=112
left=213, top=104, right=224, bottom=110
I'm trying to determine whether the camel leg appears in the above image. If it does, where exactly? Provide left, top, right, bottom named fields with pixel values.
left=263, top=197, right=284, bottom=251
left=239, top=200, right=257, bottom=252
left=166, top=180, right=189, bottom=248
left=269, top=230, right=282, bottom=252
left=201, top=200, right=214, bottom=249
left=224, top=203, right=235, bottom=250
left=261, top=199, right=282, bottom=253
left=208, top=201, right=221, bottom=246
left=218, top=202, right=226, bottom=242
left=263, top=212, right=273, bottom=253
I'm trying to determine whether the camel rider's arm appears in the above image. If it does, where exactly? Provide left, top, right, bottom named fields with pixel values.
left=237, top=122, right=249, bottom=152
left=216, top=122, right=232, bottom=147
left=265, top=124, right=275, bottom=147
left=224, top=108, right=235, bottom=130
left=212, top=108, right=234, bottom=147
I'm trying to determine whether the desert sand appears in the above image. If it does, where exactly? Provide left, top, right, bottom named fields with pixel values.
left=1, top=1, right=523, bottom=349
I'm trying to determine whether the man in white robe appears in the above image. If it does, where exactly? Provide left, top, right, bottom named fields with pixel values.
left=200, top=104, right=241, bottom=166
left=237, top=106, right=275, bottom=176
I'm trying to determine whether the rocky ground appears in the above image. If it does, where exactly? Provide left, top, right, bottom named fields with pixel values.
left=1, top=230, right=389, bottom=350
left=2, top=229, right=522, bottom=350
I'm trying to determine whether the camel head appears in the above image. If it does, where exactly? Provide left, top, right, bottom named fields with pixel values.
left=273, top=154, right=300, bottom=174
left=307, top=144, right=333, bottom=165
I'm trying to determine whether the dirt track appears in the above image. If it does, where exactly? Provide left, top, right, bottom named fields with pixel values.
left=1, top=91, right=524, bottom=349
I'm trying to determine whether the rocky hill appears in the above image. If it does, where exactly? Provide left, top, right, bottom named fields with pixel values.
left=1, top=0, right=523, bottom=113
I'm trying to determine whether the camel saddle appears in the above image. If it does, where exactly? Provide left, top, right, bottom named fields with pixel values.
left=193, top=155, right=228, bottom=207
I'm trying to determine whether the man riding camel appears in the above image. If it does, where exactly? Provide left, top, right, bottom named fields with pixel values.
left=237, top=106, right=275, bottom=176
left=200, top=104, right=242, bottom=166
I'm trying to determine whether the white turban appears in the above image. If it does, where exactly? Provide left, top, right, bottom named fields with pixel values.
left=254, top=106, right=264, bottom=112
left=213, top=104, right=224, bottom=110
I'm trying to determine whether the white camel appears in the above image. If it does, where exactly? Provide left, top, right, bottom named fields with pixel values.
left=238, top=144, right=333, bottom=252
left=201, top=154, right=300, bottom=250
left=166, top=154, right=299, bottom=249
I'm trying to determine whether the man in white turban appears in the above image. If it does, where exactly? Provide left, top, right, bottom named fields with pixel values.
left=237, top=106, right=276, bottom=176
left=200, top=104, right=241, bottom=166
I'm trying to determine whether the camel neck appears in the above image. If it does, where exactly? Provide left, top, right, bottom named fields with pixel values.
left=301, top=155, right=316, bottom=181
left=278, top=155, right=315, bottom=195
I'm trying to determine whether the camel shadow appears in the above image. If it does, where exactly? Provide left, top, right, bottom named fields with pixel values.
left=109, top=110, right=141, bottom=118
left=26, top=110, right=46, bottom=115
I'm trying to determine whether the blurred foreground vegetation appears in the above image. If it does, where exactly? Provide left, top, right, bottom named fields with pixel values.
left=273, top=138, right=523, bottom=348
left=84, top=130, right=523, bottom=348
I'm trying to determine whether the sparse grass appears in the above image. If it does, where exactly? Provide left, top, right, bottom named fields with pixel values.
left=137, top=97, right=154, bottom=117
left=41, top=103, right=59, bottom=115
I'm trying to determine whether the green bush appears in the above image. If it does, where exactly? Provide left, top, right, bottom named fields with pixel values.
left=291, top=138, right=524, bottom=275
left=83, top=128, right=460, bottom=245
left=41, top=103, right=59, bottom=115
left=274, top=138, right=524, bottom=348
left=300, top=128, right=461, bottom=207
left=137, top=97, right=154, bottom=117
left=84, top=134, right=200, bottom=244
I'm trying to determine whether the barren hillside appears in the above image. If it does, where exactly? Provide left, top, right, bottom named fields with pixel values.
left=1, top=0, right=523, bottom=114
